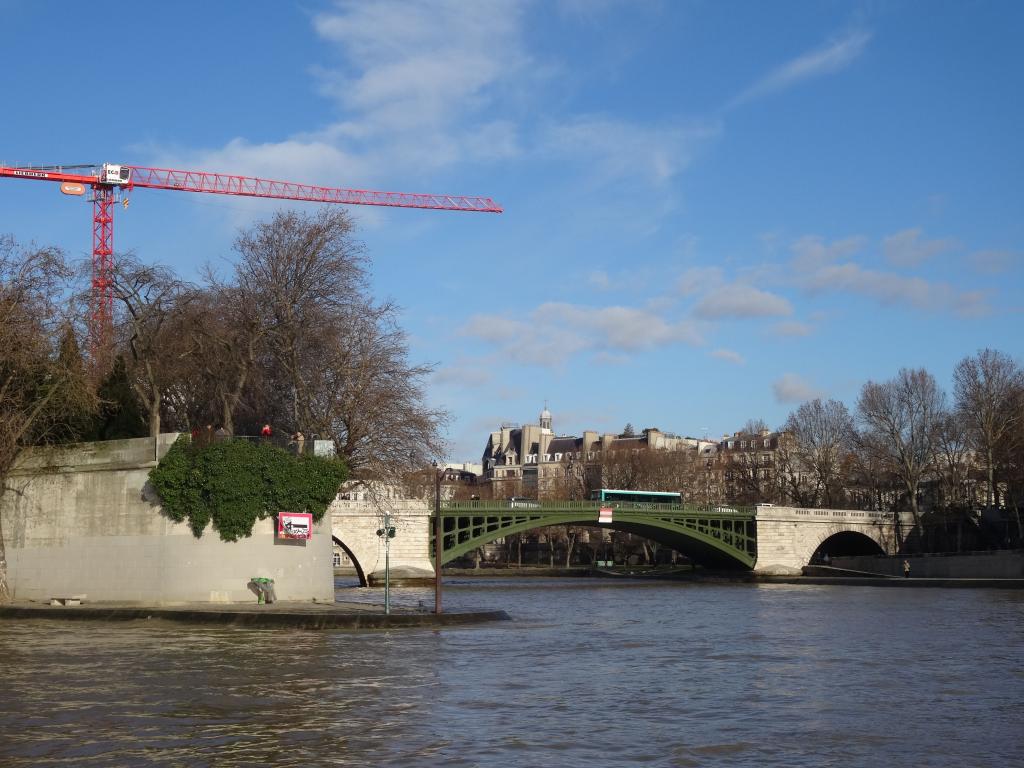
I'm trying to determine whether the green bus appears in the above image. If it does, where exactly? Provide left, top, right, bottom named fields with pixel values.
left=589, top=489, right=683, bottom=505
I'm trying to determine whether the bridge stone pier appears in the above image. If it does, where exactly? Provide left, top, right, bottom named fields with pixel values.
left=753, top=505, right=910, bottom=575
left=330, top=497, right=434, bottom=586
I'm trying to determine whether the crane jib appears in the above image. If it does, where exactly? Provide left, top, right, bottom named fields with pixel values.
left=0, top=160, right=501, bottom=361
left=124, top=165, right=502, bottom=213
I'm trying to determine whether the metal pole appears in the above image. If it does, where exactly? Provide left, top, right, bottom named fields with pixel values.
left=434, top=464, right=443, bottom=614
left=384, top=512, right=391, bottom=615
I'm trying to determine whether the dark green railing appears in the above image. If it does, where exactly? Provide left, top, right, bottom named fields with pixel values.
left=433, top=500, right=757, bottom=569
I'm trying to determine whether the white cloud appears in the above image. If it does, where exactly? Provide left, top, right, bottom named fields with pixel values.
left=773, top=373, right=823, bottom=404
left=730, top=28, right=872, bottom=107
left=535, top=302, right=702, bottom=350
left=788, top=234, right=990, bottom=317
left=432, top=363, right=494, bottom=387
left=771, top=320, right=813, bottom=337
left=882, top=228, right=956, bottom=267
left=313, top=0, right=527, bottom=133
left=540, top=115, right=719, bottom=185
left=694, top=283, right=793, bottom=319
left=588, top=270, right=611, bottom=290
left=459, top=301, right=702, bottom=367
left=677, top=266, right=723, bottom=297
left=790, top=234, right=866, bottom=270
left=970, top=249, right=1018, bottom=274
left=144, top=1, right=529, bottom=192
left=712, top=348, right=745, bottom=365
left=804, top=262, right=989, bottom=316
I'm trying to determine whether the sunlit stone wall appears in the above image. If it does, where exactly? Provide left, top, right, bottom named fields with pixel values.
left=2, top=435, right=334, bottom=604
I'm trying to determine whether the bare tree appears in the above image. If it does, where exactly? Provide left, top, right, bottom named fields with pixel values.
left=234, top=209, right=366, bottom=430
left=856, top=368, right=944, bottom=543
left=783, top=399, right=854, bottom=507
left=953, top=349, right=1024, bottom=519
left=181, top=284, right=267, bottom=434
left=303, top=307, right=447, bottom=478
left=0, top=237, right=96, bottom=602
left=742, top=417, right=770, bottom=435
left=934, top=409, right=973, bottom=510
left=108, top=254, right=194, bottom=437
left=774, top=439, right=819, bottom=507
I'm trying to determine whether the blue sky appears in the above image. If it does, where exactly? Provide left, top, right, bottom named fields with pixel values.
left=2, top=1, right=1022, bottom=460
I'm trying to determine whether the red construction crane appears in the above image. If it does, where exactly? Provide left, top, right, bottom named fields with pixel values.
left=0, top=162, right=502, bottom=360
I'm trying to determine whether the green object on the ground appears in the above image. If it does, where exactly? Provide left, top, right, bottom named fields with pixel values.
left=251, top=577, right=275, bottom=604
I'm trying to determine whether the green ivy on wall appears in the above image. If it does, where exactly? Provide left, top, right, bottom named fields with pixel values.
left=149, top=435, right=348, bottom=542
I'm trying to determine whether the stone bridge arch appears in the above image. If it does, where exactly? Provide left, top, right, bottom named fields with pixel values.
left=331, top=535, right=368, bottom=587
left=753, top=506, right=909, bottom=575
left=330, top=497, right=435, bottom=587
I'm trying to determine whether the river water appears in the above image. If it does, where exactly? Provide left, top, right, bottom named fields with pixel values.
left=1, top=578, right=1022, bottom=767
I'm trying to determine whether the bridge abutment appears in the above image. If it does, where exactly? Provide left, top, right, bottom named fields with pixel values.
left=330, top=498, right=434, bottom=586
left=753, top=506, right=908, bottom=575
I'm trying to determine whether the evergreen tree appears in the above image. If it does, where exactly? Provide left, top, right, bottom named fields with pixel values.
left=88, top=356, right=148, bottom=440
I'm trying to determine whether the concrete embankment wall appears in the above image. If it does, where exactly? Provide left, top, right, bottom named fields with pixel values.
left=832, top=551, right=1024, bottom=579
left=1, top=435, right=334, bottom=604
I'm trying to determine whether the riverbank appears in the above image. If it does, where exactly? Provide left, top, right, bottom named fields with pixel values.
left=0, top=600, right=510, bottom=629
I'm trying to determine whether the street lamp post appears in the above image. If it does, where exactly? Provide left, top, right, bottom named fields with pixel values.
left=375, top=512, right=396, bottom=615
left=433, top=461, right=443, bottom=615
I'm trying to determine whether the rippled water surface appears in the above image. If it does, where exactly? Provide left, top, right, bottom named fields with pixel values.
left=1, top=578, right=1023, bottom=767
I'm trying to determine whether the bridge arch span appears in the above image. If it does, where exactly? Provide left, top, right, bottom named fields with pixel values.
left=332, top=535, right=368, bottom=587
left=437, top=505, right=757, bottom=570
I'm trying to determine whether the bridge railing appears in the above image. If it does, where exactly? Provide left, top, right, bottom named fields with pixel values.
left=440, top=500, right=755, bottom=517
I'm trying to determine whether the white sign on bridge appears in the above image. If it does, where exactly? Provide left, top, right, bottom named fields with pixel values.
left=598, top=507, right=613, bottom=524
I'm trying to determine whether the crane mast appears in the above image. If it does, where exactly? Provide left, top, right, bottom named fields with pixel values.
left=0, top=163, right=501, bottom=363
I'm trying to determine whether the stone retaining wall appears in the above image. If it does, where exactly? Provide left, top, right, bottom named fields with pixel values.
left=1, top=435, right=334, bottom=604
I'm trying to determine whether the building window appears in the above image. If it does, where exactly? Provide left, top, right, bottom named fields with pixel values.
left=763, top=439, right=770, bottom=448
left=554, top=453, right=562, bottom=461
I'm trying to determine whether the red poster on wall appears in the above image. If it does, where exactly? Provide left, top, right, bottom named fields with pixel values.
left=278, top=512, right=313, bottom=539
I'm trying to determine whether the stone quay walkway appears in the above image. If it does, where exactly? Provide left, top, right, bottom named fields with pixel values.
left=0, top=600, right=510, bottom=630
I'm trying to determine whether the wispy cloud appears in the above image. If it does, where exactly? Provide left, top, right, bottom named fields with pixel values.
left=712, top=348, right=745, bottom=365
left=789, top=234, right=989, bottom=317
left=729, top=28, right=872, bottom=108
left=145, top=0, right=530, bottom=189
left=771, top=320, right=813, bottom=337
left=677, top=266, right=724, bottom=297
left=790, top=234, right=867, bottom=270
left=882, top=228, right=956, bottom=267
left=694, top=283, right=793, bottom=319
left=803, top=262, right=989, bottom=316
left=540, top=115, right=719, bottom=185
left=970, top=249, right=1018, bottom=275
left=773, top=373, right=823, bottom=404
left=459, top=301, right=702, bottom=367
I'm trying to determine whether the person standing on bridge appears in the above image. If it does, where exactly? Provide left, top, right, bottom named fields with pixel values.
left=903, top=559, right=911, bottom=578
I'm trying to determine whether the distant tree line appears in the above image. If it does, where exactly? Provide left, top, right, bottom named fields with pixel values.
left=550, top=352, right=1023, bottom=553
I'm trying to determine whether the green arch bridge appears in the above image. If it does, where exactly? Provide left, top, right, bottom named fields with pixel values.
left=432, top=500, right=757, bottom=569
